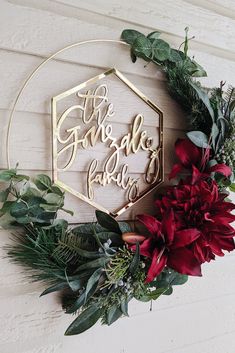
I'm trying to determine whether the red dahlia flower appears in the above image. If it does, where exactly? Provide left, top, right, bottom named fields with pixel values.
left=155, top=179, right=235, bottom=264
left=134, top=210, right=201, bottom=283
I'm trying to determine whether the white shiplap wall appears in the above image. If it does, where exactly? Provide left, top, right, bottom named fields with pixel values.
left=0, top=1, right=235, bottom=352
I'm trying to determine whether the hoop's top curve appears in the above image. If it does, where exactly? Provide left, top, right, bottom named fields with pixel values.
left=6, top=39, right=129, bottom=169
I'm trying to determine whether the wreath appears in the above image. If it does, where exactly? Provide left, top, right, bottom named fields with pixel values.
left=1, top=28, right=235, bottom=336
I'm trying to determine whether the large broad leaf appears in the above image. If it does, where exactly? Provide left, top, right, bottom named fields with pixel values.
left=107, top=305, right=123, bottom=325
left=34, top=174, right=52, bottom=191
left=85, top=268, right=103, bottom=302
left=65, top=305, right=102, bottom=335
left=40, top=282, right=69, bottom=297
left=121, top=29, right=145, bottom=45
left=120, top=299, right=129, bottom=316
left=186, top=131, right=210, bottom=148
left=96, top=210, right=121, bottom=234
left=189, top=82, right=215, bottom=121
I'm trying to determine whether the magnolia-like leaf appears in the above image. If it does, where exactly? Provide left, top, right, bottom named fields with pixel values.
left=65, top=305, right=102, bottom=335
left=85, top=268, right=103, bottom=302
left=40, top=282, right=68, bottom=297
left=186, top=131, right=210, bottom=148
left=120, top=299, right=129, bottom=316
left=107, top=305, right=123, bottom=325
left=189, top=82, right=214, bottom=121
left=96, top=210, right=121, bottom=234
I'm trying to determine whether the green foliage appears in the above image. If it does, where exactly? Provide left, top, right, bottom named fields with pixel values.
left=121, top=28, right=234, bottom=157
left=0, top=170, right=70, bottom=227
left=186, top=131, right=210, bottom=148
left=65, top=305, right=103, bottom=336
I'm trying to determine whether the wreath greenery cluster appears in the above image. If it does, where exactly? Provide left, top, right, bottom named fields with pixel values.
left=1, top=29, right=235, bottom=336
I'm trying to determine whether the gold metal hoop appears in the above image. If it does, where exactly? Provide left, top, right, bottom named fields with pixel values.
left=6, top=39, right=129, bottom=169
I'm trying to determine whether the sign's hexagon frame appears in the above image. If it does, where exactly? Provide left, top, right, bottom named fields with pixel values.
left=51, top=68, right=164, bottom=217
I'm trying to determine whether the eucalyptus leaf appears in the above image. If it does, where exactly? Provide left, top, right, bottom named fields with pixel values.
left=121, top=29, right=145, bottom=45
left=10, top=202, right=28, bottom=218
left=152, top=39, right=171, bottom=61
left=133, top=35, right=152, bottom=59
left=0, top=169, right=17, bottom=181
left=147, top=31, right=161, bottom=40
left=34, top=174, right=52, bottom=191
left=65, top=305, right=102, bottom=335
left=44, top=193, right=63, bottom=205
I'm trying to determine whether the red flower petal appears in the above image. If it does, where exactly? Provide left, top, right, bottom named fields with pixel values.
left=212, top=236, right=235, bottom=253
left=169, top=163, right=183, bottom=180
left=162, top=209, right=175, bottom=245
left=167, top=247, right=202, bottom=276
left=145, top=249, right=167, bottom=283
left=139, top=238, right=152, bottom=258
left=172, top=228, right=201, bottom=249
left=208, top=163, right=232, bottom=177
left=175, top=138, right=201, bottom=168
left=137, top=214, right=160, bottom=236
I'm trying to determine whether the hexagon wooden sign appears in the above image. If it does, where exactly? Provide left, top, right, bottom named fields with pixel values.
left=51, top=68, right=163, bottom=217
